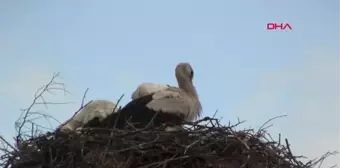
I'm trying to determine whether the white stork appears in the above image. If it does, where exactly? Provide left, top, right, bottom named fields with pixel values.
left=58, top=100, right=118, bottom=132
left=84, top=62, right=202, bottom=131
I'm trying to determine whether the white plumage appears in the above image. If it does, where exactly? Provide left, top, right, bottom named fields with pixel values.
left=131, top=83, right=170, bottom=100
left=146, top=87, right=201, bottom=123
left=58, top=100, right=117, bottom=132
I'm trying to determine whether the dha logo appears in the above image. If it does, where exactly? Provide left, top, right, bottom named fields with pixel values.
left=267, top=23, right=292, bottom=31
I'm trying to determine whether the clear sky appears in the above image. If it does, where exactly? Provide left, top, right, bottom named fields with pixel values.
left=0, top=0, right=339, bottom=167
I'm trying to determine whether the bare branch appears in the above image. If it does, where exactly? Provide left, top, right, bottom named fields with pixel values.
left=257, top=114, right=287, bottom=133
left=14, top=72, right=71, bottom=142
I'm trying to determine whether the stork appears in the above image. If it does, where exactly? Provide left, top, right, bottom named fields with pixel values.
left=84, top=62, right=202, bottom=131
left=58, top=100, right=117, bottom=132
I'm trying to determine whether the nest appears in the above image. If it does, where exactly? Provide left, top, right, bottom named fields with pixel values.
left=1, top=117, right=322, bottom=168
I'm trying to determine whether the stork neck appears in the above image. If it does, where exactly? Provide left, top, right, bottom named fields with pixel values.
left=178, top=78, right=198, bottom=98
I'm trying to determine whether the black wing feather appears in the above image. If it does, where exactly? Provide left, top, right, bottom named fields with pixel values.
left=83, top=93, right=185, bottom=129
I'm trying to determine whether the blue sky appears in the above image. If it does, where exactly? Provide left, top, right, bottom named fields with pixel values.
left=0, top=0, right=339, bottom=167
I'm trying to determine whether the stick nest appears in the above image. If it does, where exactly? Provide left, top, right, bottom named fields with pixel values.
left=2, top=117, right=320, bottom=168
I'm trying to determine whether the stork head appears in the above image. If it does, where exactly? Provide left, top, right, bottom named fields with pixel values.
left=175, top=62, right=194, bottom=81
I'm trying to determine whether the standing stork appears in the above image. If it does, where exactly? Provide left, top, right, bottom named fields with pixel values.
left=84, top=62, right=202, bottom=131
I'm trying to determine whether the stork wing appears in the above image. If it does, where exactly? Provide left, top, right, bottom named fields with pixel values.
left=145, top=89, right=191, bottom=118
left=131, top=83, right=171, bottom=100
left=131, top=89, right=140, bottom=100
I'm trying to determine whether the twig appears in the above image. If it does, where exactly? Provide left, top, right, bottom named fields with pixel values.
left=139, top=155, right=190, bottom=168
left=184, top=140, right=200, bottom=154
left=113, top=94, right=125, bottom=129
left=15, top=72, right=68, bottom=142
left=257, top=115, right=287, bottom=133
left=0, top=136, right=16, bottom=152
left=81, top=88, right=89, bottom=107
left=57, top=88, right=92, bottom=130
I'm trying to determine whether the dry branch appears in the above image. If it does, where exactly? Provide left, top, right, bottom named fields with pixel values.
left=14, top=72, right=72, bottom=142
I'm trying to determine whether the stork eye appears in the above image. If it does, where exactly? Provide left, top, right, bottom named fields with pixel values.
left=190, top=70, right=194, bottom=79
